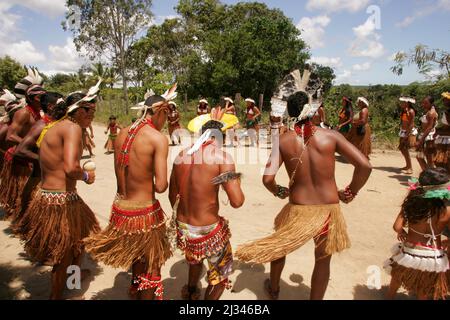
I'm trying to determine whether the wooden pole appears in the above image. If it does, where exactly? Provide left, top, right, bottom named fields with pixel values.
left=184, top=93, right=188, bottom=111
left=259, top=94, right=264, bottom=110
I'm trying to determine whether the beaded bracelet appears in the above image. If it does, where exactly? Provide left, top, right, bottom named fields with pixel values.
left=274, top=185, right=289, bottom=199
left=343, top=186, right=357, bottom=201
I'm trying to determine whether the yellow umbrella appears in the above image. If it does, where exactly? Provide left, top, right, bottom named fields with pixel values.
left=188, top=113, right=239, bottom=133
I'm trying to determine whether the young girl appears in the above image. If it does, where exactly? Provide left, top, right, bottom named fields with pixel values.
left=385, top=167, right=450, bottom=300
left=104, top=116, right=121, bottom=154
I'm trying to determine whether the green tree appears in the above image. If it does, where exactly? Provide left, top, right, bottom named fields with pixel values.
left=140, top=0, right=309, bottom=103
left=391, top=44, right=450, bottom=80
left=0, top=56, right=26, bottom=89
left=64, top=0, right=154, bottom=114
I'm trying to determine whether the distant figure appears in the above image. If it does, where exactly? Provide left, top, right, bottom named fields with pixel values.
left=82, top=125, right=95, bottom=158
left=311, top=102, right=327, bottom=128
left=168, top=101, right=182, bottom=145
left=434, top=92, right=450, bottom=173
left=104, top=115, right=121, bottom=154
left=347, top=97, right=371, bottom=159
left=398, top=97, right=417, bottom=175
left=197, top=99, right=209, bottom=116
left=337, top=96, right=353, bottom=138
left=245, top=98, right=261, bottom=147
left=385, top=168, right=450, bottom=300
left=416, top=96, right=438, bottom=171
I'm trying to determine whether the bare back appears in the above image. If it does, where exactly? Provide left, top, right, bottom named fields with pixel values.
left=40, top=119, right=82, bottom=191
left=114, top=123, right=168, bottom=202
left=279, top=128, right=367, bottom=205
left=171, top=144, right=240, bottom=226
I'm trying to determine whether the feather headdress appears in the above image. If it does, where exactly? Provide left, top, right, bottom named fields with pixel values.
left=0, top=89, right=18, bottom=108
left=14, top=67, right=44, bottom=99
left=129, top=83, right=177, bottom=130
left=67, top=79, right=102, bottom=114
left=0, top=98, right=25, bottom=124
left=399, top=97, right=416, bottom=104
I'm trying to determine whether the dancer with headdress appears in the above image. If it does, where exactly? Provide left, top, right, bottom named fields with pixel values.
left=337, top=96, right=353, bottom=138
left=168, top=106, right=245, bottom=300
left=385, top=167, right=450, bottom=300
left=311, top=102, right=327, bottom=128
left=104, top=115, right=121, bottom=154
left=12, top=93, right=67, bottom=234
left=9, top=93, right=65, bottom=229
left=235, top=69, right=372, bottom=300
left=398, top=97, right=417, bottom=175
left=84, top=86, right=176, bottom=300
left=197, top=99, right=210, bottom=116
left=0, top=68, right=46, bottom=219
left=0, top=90, right=22, bottom=173
left=347, top=97, right=372, bottom=159
left=245, top=98, right=261, bottom=147
left=434, top=92, right=450, bottom=174
left=168, top=101, right=182, bottom=145
left=416, top=96, right=438, bottom=171
left=18, top=81, right=101, bottom=300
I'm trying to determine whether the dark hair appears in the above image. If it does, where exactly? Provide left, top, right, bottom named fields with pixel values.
left=131, top=118, right=137, bottom=124
left=109, top=115, right=117, bottom=120
left=143, top=95, right=165, bottom=116
left=201, top=120, right=224, bottom=134
left=287, top=91, right=309, bottom=119
left=40, top=92, right=63, bottom=114
left=343, top=97, right=353, bottom=109
left=50, top=99, right=68, bottom=120
left=66, top=92, right=86, bottom=106
left=425, top=95, right=435, bottom=104
left=401, top=168, right=449, bottom=224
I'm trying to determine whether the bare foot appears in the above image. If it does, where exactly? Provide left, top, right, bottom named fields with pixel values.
left=264, top=279, right=279, bottom=300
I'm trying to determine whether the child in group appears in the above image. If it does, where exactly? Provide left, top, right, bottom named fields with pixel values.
left=104, top=115, right=121, bottom=154
left=385, top=167, right=450, bottom=300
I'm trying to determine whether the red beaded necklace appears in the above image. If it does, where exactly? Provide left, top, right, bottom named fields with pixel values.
left=26, top=105, right=41, bottom=121
left=118, top=118, right=156, bottom=168
left=294, top=121, right=317, bottom=142
left=42, top=114, right=53, bottom=125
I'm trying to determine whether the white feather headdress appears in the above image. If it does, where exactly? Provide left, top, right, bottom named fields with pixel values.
left=14, top=67, right=44, bottom=99
left=399, top=97, right=416, bottom=104
left=67, top=79, right=102, bottom=114
left=0, top=89, right=18, bottom=107
left=130, top=83, right=177, bottom=130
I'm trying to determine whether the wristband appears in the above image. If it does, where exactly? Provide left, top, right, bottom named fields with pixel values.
left=343, top=186, right=357, bottom=201
left=274, top=185, right=289, bottom=199
left=83, top=171, right=89, bottom=182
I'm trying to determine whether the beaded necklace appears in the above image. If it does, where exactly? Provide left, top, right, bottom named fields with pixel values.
left=289, top=121, right=318, bottom=188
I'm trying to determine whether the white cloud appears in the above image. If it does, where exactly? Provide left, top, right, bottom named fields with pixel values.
left=306, top=0, right=370, bottom=13
left=7, top=0, right=66, bottom=18
left=335, top=69, right=352, bottom=84
left=297, top=15, right=331, bottom=49
left=349, top=15, right=385, bottom=59
left=309, top=56, right=342, bottom=68
left=2, top=40, right=46, bottom=64
left=352, top=62, right=372, bottom=71
left=48, top=38, right=88, bottom=72
left=396, top=1, right=450, bottom=28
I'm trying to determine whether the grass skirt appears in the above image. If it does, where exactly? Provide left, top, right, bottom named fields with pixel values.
left=385, top=243, right=449, bottom=300
left=84, top=199, right=172, bottom=273
left=235, top=203, right=351, bottom=263
left=0, top=158, right=33, bottom=219
left=434, top=137, right=450, bottom=173
left=19, top=189, right=100, bottom=266
left=347, top=124, right=372, bottom=158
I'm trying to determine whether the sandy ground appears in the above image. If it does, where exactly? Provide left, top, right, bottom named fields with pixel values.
left=0, top=124, right=422, bottom=300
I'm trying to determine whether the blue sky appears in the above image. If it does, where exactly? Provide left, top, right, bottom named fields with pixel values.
left=0, top=0, right=449, bottom=85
